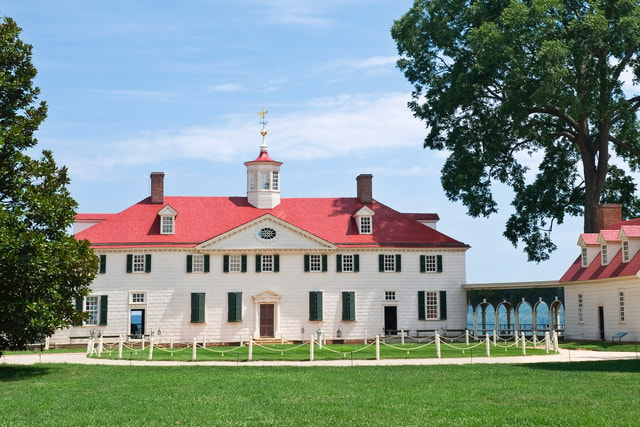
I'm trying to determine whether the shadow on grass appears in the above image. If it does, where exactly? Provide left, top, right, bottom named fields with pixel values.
left=523, top=359, right=640, bottom=373
left=0, top=365, right=52, bottom=382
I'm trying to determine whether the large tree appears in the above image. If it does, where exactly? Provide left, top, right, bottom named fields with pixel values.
left=392, top=0, right=640, bottom=261
left=0, top=16, right=96, bottom=349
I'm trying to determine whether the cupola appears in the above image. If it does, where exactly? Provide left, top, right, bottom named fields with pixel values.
left=245, top=110, right=282, bottom=209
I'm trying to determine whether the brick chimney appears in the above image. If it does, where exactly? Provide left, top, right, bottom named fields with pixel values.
left=150, top=172, right=165, bottom=204
left=356, top=174, right=373, bottom=205
left=596, top=204, right=622, bottom=231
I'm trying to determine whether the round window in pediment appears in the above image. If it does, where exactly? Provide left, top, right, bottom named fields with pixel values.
left=258, top=227, right=277, bottom=240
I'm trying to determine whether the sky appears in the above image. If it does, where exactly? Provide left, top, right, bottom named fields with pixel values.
left=2, top=0, right=593, bottom=283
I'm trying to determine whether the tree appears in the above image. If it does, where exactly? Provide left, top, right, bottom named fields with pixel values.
left=0, top=16, right=97, bottom=349
left=392, top=0, right=640, bottom=261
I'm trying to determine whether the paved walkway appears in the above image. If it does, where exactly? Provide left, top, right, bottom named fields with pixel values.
left=1, top=349, right=638, bottom=367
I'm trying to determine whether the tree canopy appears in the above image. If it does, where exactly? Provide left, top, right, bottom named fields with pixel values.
left=0, top=16, right=96, bottom=348
left=392, top=0, right=640, bottom=261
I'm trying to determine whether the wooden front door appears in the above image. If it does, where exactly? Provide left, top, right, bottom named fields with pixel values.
left=260, top=304, right=275, bottom=338
left=384, top=306, right=397, bottom=335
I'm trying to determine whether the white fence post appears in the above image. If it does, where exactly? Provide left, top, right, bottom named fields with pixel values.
left=544, top=331, right=550, bottom=354
left=86, top=338, right=93, bottom=355
left=248, top=338, right=253, bottom=361
left=401, top=330, right=405, bottom=345
left=553, top=330, right=559, bottom=353
left=317, top=330, right=323, bottom=349
left=118, top=335, right=124, bottom=359
left=375, top=335, right=380, bottom=361
left=148, top=336, right=154, bottom=361
left=97, top=337, right=104, bottom=358
left=521, top=332, right=526, bottom=355
left=170, top=335, right=174, bottom=349
left=465, top=329, right=469, bottom=346
left=192, top=338, right=197, bottom=361
left=141, top=336, right=145, bottom=351
left=485, top=334, right=491, bottom=357
left=310, top=336, right=315, bottom=362
left=493, top=330, right=497, bottom=346
left=435, top=331, right=441, bottom=359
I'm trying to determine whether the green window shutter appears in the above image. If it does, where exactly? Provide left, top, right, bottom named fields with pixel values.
left=395, top=254, right=402, bottom=272
left=322, top=255, right=328, bottom=272
left=336, top=255, right=343, bottom=272
left=342, top=291, right=355, bottom=321
left=418, top=291, right=426, bottom=320
left=126, top=254, right=133, bottom=273
left=378, top=254, right=384, bottom=272
left=420, top=255, right=426, bottom=273
left=223, top=255, right=229, bottom=273
left=274, top=255, right=280, bottom=272
left=439, top=291, right=447, bottom=320
left=437, top=255, right=443, bottom=273
left=304, top=255, right=310, bottom=272
left=145, top=254, right=152, bottom=273
left=73, top=298, right=84, bottom=326
left=99, top=295, right=108, bottom=326
left=354, top=254, right=359, bottom=272
left=309, top=291, right=323, bottom=321
left=203, top=255, right=210, bottom=273
left=228, top=292, right=242, bottom=322
left=191, top=293, right=205, bottom=323
left=241, top=255, right=247, bottom=272
left=255, top=255, right=262, bottom=273
left=99, top=255, right=107, bottom=274
left=186, top=255, right=193, bottom=273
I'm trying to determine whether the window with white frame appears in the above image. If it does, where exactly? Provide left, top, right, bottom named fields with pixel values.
left=271, top=171, right=279, bottom=190
left=260, top=171, right=270, bottom=189
left=359, top=216, right=372, bottom=234
left=619, top=290, right=625, bottom=322
left=383, top=254, right=396, bottom=272
left=425, top=291, right=439, bottom=320
left=261, top=254, right=274, bottom=272
left=581, top=247, right=588, bottom=267
left=578, top=294, right=583, bottom=323
left=249, top=172, right=257, bottom=190
left=191, top=254, right=205, bottom=272
left=85, top=296, right=99, bottom=325
left=228, top=255, right=242, bottom=272
left=622, top=241, right=630, bottom=263
left=308, top=255, right=322, bottom=272
left=601, top=244, right=608, bottom=265
left=423, top=255, right=437, bottom=272
left=338, top=254, right=359, bottom=272
left=133, top=254, right=146, bottom=272
left=385, top=291, right=396, bottom=301
left=161, top=216, right=174, bottom=234
left=130, top=292, right=146, bottom=304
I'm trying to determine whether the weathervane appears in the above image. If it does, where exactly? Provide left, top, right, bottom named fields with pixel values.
left=257, top=108, right=268, bottom=144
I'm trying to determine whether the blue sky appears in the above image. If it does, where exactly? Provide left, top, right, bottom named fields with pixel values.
left=3, top=0, right=588, bottom=283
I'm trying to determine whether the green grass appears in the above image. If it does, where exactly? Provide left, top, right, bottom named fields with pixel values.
left=560, top=341, right=640, bottom=352
left=91, top=341, right=550, bottom=362
left=1, top=360, right=640, bottom=426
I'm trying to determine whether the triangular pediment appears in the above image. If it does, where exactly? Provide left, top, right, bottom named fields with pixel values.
left=252, top=290, right=281, bottom=303
left=158, top=204, right=178, bottom=216
left=353, top=206, right=375, bottom=217
left=196, top=214, right=336, bottom=250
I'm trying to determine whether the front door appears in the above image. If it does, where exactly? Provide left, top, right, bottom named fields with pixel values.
left=384, top=306, right=398, bottom=335
left=260, top=304, right=275, bottom=338
left=130, top=309, right=145, bottom=338
left=598, top=306, right=605, bottom=341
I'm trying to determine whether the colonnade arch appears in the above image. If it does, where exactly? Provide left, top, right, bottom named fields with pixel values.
left=465, top=284, right=564, bottom=337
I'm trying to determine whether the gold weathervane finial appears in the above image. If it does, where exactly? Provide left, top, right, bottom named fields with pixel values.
left=257, top=109, right=268, bottom=139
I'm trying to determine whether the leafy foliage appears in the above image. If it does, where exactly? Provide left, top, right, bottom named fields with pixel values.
left=0, top=16, right=96, bottom=348
left=392, top=0, right=640, bottom=261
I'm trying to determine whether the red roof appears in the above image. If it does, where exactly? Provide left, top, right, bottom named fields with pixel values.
left=75, top=196, right=468, bottom=250
left=560, top=218, right=640, bottom=282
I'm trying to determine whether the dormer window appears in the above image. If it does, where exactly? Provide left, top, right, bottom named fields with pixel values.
left=601, top=244, right=608, bottom=265
left=158, top=205, right=178, bottom=235
left=622, top=240, right=630, bottom=263
left=581, top=247, right=588, bottom=267
left=353, top=206, right=375, bottom=235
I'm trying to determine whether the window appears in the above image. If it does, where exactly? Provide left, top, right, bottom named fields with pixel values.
left=622, top=241, right=630, bottom=263
left=260, top=171, right=270, bottom=189
left=77, top=295, right=108, bottom=326
left=258, top=227, right=277, bottom=240
left=420, top=255, right=443, bottom=273
left=601, top=244, right=608, bottom=265
left=577, top=294, right=583, bottom=323
left=228, top=292, right=242, bottom=322
left=130, top=292, right=146, bottom=304
left=256, top=254, right=279, bottom=272
left=385, top=291, right=396, bottom=301
left=342, top=291, right=356, bottom=321
left=304, top=254, right=327, bottom=272
left=127, top=254, right=151, bottom=273
left=223, top=255, right=247, bottom=273
left=581, top=247, right=588, bottom=267
left=161, top=216, right=174, bottom=234
left=359, top=216, right=372, bottom=234
left=249, top=171, right=257, bottom=190
left=187, top=254, right=210, bottom=273
left=309, top=291, right=323, bottom=321
left=418, top=291, right=447, bottom=321
left=379, top=254, right=401, bottom=272
left=337, top=254, right=359, bottom=272
left=619, top=290, right=625, bottom=322
left=271, top=171, right=279, bottom=190
left=191, top=293, right=205, bottom=323
left=98, top=254, right=106, bottom=274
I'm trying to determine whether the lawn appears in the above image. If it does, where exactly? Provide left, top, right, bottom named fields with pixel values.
left=1, top=360, right=639, bottom=426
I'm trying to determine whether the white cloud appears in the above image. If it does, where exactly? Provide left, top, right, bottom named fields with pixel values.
left=207, top=83, right=246, bottom=93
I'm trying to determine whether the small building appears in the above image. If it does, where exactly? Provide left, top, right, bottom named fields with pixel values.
left=560, top=205, right=640, bottom=342
left=51, top=136, right=470, bottom=345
